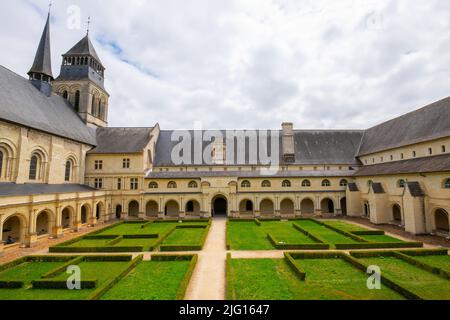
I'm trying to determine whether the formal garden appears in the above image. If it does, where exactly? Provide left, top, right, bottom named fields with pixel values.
left=0, top=218, right=449, bottom=300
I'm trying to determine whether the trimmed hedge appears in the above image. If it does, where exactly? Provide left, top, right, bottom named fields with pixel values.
left=284, top=253, right=306, bottom=281
left=0, top=280, right=24, bottom=289
left=292, top=223, right=327, bottom=244
left=226, top=253, right=233, bottom=300
left=351, top=230, right=385, bottom=236
left=160, top=245, right=202, bottom=252
left=84, top=255, right=133, bottom=262
left=123, top=234, right=158, bottom=239
left=289, top=252, right=344, bottom=259
left=228, top=218, right=256, bottom=222
left=393, top=251, right=450, bottom=281
left=226, top=220, right=231, bottom=250
left=83, top=235, right=118, bottom=240
left=141, top=221, right=154, bottom=228
left=88, top=255, right=144, bottom=300
left=42, top=256, right=85, bottom=279
left=49, top=246, right=144, bottom=253
left=399, top=248, right=449, bottom=256
left=349, top=250, right=397, bottom=258
left=254, top=219, right=262, bottom=226
left=89, top=222, right=124, bottom=236
left=314, top=219, right=368, bottom=243
left=32, top=279, right=97, bottom=290
left=175, top=254, right=198, bottom=300
left=151, top=254, right=196, bottom=261
left=106, top=236, right=123, bottom=246
left=267, top=233, right=329, bottom=250
left=150, top=226, right=177, bottom=250
left=335, top=242, right=423, bottom=250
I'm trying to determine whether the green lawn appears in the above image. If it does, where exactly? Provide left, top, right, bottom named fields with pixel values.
left=324, top=221, right=368, bottom=232
left=356, top=256, right=450, bottom=300
left=262, top=221, right=317, bottom=244
left=407, top=254, right=450, bottom=273
left=227, top=258, right=403, bottom=300
left=360, top=235, right=405, bottom=243
left=162, top=228, right=206, bottom=246
left=101, top=260, right=191, bottom=300
left=113, top=238, right=159, bottom=250
left=294, top=220, right=357, bottom=245
left=67, top=239, right=112, bottom=247
left=227, top=221, right=273, bottom=250
left=0, top=260, right=131, bottom=300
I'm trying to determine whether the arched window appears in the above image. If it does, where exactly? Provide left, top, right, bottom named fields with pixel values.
left=340, top=179, right=348, bottom=187
left=0, top=150, right=3, bottom=178
left=149, top=182, right=158, bottom=189
left=63, top=91, right=68, bottom=100
left=302, top=180, right=311, bottom=187
left=188, top=181, right=198, bottom=188
left=282, top=180, right=291, bottom=188
left=397, top=179, right=406, bottom=188
left=29, top=154, right=39, bottom=180
left=322, top=179, right=331, bottom=187
left=74, top=91, right=80, bottom=112
left=241, top=180, right=251, bottom=188
left=443, top=179, right=450, bottom=189
left=64, top=160, right=72, bottom=182
left=168, top=181, right=177, bottom=189
left=367, top=180, right=373, bottom=187
left=92, top=96, right=97, bottom=116
left=262, top=180, right=271, bottom=188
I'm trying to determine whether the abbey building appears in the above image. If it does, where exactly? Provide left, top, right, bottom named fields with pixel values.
left=0, top=14, right=449, bottom=255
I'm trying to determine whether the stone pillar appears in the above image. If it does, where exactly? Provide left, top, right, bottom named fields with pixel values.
left=179, top=196, right=186, bottom=219
left=254, top=196, right=261, bottom=218
left=25, top=209, right=38, bottom=248
left=274, top=196, right=281, bottom=218
left=315, top=195, right=322, bottom=217
left=138, top=195, right=145, bottom=219
left=73, top=203, right=83, bottom=232
left=121, top=198, right=129, bottom=220
left=295, top=195, right=301, bottom=217
left=158, top=197, right=165, bottom=219
left=53, top=205, right=64, bottom=238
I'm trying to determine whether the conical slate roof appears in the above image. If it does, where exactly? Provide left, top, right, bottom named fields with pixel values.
left=28, top=14, right=53, bottom=79
left=64, top=35, right=103, bottom=66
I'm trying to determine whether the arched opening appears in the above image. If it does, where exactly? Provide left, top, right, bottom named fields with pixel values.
left=65, top=160, right=73, bottom=182
left=300, top=199, right=314, bottom=215
left=81, top=205, right=89, bottom=224
left=2, top=216, right=24, bottom=245
left=280, top=199, right=295, bottom=216
left=115, top=205, right=122, bottom=219
left=321, top=198, right=335, bottom=214
left=0, top=149, right=3, bottom=178
left=186, top=200, right=200, bottom=216
left=128, top=201, right=140, bottom=217
left=364, top=202, right=371, bottom=218
left=61, top=207, right=73, bottom=229
left=239, top=200, right=254, bottom=215
left=435, top=209, right=449, bottom=233
left=260, top=199, right=274, bottom=216
left=36, top=211, right=51, bottom=236
left=392, top=204, right=402, bottom=222
left=212, top=196, right=228, bottom=217
left=29, top=154, right=41, bottom=180
left=146, top=201, right=159, bottom=217
left=63, top=91, right=68, bottom=99
left=165, top=200, right=180, bottom=217
left=95, top=203, right=103, bottom=220
left=340, top=197, right=347, bottom=216
left=74, top=91, right=80, bottom=112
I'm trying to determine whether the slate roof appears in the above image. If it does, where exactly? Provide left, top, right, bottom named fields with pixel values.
left=407, top=182, right=425, bottom=197
left=0, top=66, right=96, bottom=145
left=358, top=97, right=450, bottom=156
left=63, top=35, right=103, bottom=66
left=153, top=130, right=363, bottom=166
left=88, top=127, right=153, bottom=154
left=353, top=154, right=450, bottom=176
left=0, top=183, right=96, bottom=197
left=28, top=14, right=53, bottom=79
left=146, top=170, right=353, bottom=179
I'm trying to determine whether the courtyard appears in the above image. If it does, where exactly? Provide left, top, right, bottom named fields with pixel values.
left=0, top=218, right=448, bottom=300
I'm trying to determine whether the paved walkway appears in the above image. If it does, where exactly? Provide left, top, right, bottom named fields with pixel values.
left=185, top=218, right=227, bottom=300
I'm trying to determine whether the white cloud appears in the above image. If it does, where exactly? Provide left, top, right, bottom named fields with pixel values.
left=0, top=0, right=449, bottom=130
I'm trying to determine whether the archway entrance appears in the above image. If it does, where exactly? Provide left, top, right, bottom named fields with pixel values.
left=115, top=205, right=122, bottom=219
left=321, top=199, right=335, bottom=214
left=62, top=207, right=73, bottom=229
left=96, top=203, right=103, bottom=220
left=81, top=205, right=89, bottom=224
left=146, top=201, right=159, bottom=217
left=36, top=211, right=51, bottom=236
left=301, top=199, right=315, bottom=215
left=364, top=202, right=370, bottom=218
left=239, top=200, right=254, bottom=216
left=2, top=216, right=23, bottom=245
left=435, top=209, right=449, bottom=233
left=393, top=204, right=402, bottom=222
left=280, top=199, right=295, bottom=216
left=186, top=200, right=200, bottom=216
left=165, top=200, right=180, bottom=217
left=212, top=196, right=228, bottom=217
left=260, top=199, right=275, bottom=216
left=340, top=197, right=347, bottom=216
left=128, top=201, right=140, bottom=217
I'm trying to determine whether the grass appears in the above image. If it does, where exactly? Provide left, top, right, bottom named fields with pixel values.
left=227, top=221, right=273, bottom=250
left=113, top=238, right=158, bottom=250
left=357, top=256, right=450, bottom=300
left=406, top=254, right=450, bottom=273
left=161, top=228, right=206, bottom=246
left=101, top=260, right=191, bottom=300
left=262, top=221, right=317, bottom=244
left=324, top=221, right=368, bottom=232
left=294, top=220, right=358, bottom=245
left=0, top=261, right=131, bottom=300
left=67, top=239, right=112, bottom=247
left=359, top=235, right=405, bottom=243
left=227, top=258, right=403, bottom=300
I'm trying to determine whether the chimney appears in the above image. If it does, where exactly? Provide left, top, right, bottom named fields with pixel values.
left=282, top=122, right=295, bottom=163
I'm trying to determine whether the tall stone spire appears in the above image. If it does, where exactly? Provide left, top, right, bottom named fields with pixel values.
left=28, top=12, right=54, bottom=95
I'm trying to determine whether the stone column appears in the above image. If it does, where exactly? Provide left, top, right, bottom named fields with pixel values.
left=138, top=195, right=145, bottom=220
left=73, top=203, right=83, bottom=232
left=315, top=195, right=322, bottom=217
left=158, top=197, right=165, bottom=219
left=179, top=196, right=186, bottom=219
left=25, top=209, right=38, bottom=248
left=274, top=196, right=281, bottom=218
left=254, top=196, right=261, bottom=218
left=53, top=205, right=64, bottom=238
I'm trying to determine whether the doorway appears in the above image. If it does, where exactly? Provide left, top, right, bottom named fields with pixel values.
left=212, top=196, right=228, bottom=217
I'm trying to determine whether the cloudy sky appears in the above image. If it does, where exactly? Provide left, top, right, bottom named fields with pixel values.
left=1, top=0, right=449, bottom=130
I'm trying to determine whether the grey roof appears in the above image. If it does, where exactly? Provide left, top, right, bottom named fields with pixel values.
left=407, top=182, right=425, bottom=197
left=88, top=127, right=153, bottom=154
left=0, top=66, right=96, bottom=145
left=348, top=183, right=359, bottom=192
left=64, top=35, right=103, bottom=66
left=358, top=97, right=450, bottom=156
left=353, top=154, right=450, bottom=176
left=146, top=170, right=353, bottom=179
left=28, top=14, right=53, bottom=79
left=154, top=130, right=363, bottom=166
left=371, top=183, right=385, bottom=194
left=0, top=183, right=96, bottom=197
